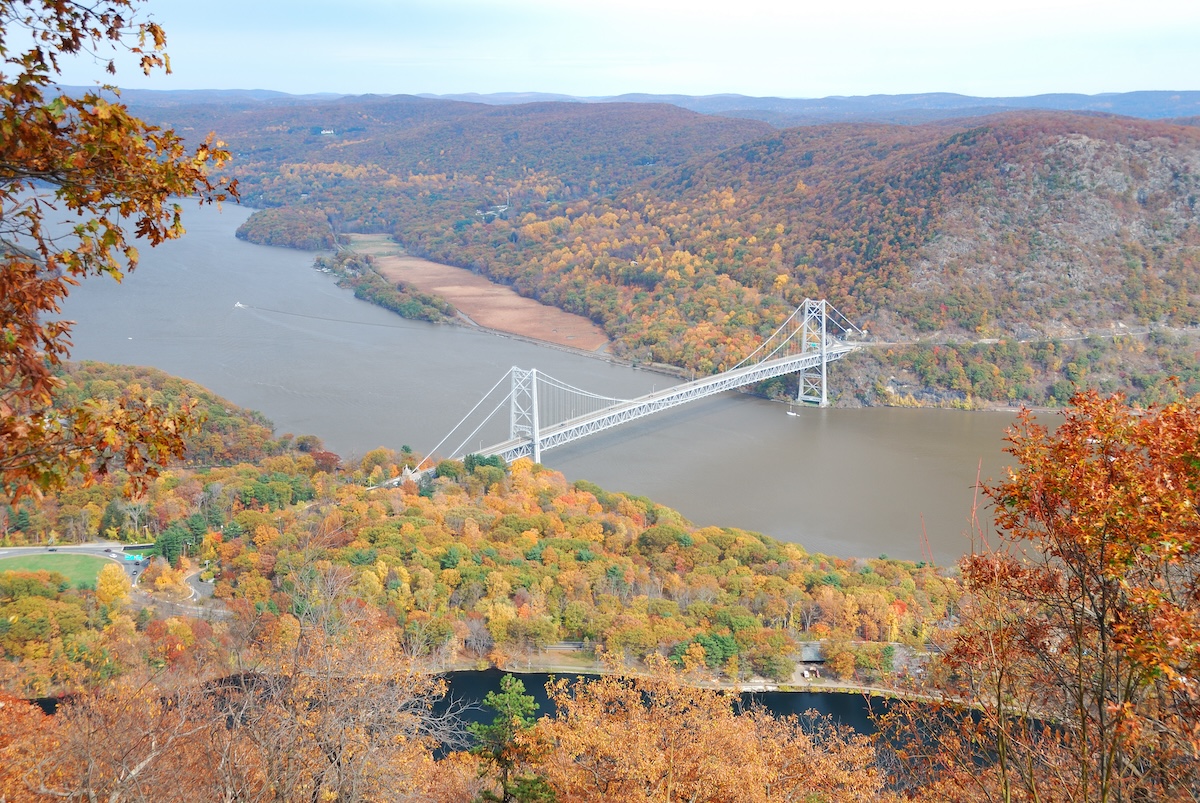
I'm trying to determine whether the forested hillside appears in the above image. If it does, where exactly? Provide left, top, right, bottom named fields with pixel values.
left=54, top=363, right=280, bottom=467
left=3, top=430, right=953, bottom=694
left=4, top=371, right=1196, bottom=801
left=5, top=367, right=947, bottom=695
left=137, top=95, right=1200, bottom=406
left=234, top=206, right=335, bottom=249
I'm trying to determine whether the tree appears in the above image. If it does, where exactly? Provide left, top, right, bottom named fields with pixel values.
left=0, top=677, right=216, bottom=802
left=534, top=655, right=889, bottom=802
left=225, top=627, right=460, bottom=803
left=1, top=0, right=236, bottom=501
left=95, top=561, right=130, bottom=608
left=155, top=521, right=188, bottom=565
left=470, top=674, right=555, bottom=803
left=885, top=390, right=1200, bottom=802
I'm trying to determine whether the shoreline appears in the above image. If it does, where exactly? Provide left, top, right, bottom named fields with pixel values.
left=440, top=649, right=920, bottom=702
left=446, top=310, right=690, bottom=379
left=340, top=237, right=1055, bottom=416
left=346, top=234, right=611, bottom=353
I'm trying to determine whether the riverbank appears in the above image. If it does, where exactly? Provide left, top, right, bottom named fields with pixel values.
left=346, top=234, right=611, bottom=353
left=447, top=642, right=918, bottom=701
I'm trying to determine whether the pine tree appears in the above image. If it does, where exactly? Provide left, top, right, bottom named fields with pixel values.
left=469, top=674, right=556, bottom=803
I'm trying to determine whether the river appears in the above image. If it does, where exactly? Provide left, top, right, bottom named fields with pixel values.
left=60, top=203, right=1019, bottom=565
left=438, top=669, right=884, bottom=736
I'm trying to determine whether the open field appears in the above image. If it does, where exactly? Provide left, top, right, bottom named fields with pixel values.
left=0, top=554, right=112, bottom=586
left=348, top=234, right=610, bottom=353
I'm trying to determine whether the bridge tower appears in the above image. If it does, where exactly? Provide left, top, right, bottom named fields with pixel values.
left=509, top=367, right=541, bottom=463
left=797, top=299, right=830, bottom=406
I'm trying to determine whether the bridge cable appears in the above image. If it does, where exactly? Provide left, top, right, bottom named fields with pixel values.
left=420, top=370, right=512, bottom=468
left=540, top=374, right=621, bottom=428
left=535, top=372, right=630, bottom=404
left=446, top=389, right=516, bottom=462
left=730, top=305, right=806, bottom=369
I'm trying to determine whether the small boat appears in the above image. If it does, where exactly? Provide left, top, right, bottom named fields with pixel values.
left=786, top=404, right=799, bottom=417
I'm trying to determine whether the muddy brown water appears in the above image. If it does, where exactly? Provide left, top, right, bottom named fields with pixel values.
left=61, top=204, right=1020, bottom=564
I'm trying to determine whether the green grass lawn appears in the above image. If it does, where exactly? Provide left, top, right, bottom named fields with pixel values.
left=0, top=554, right=114, bottom=587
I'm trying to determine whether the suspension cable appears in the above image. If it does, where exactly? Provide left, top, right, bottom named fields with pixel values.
left=446, top=389, right=515, bottom=461
left=420, top=370, right=512, bottom=468
left=535, top=372, right=630, bottom=404
left=731, top=304, right=806, bottom=369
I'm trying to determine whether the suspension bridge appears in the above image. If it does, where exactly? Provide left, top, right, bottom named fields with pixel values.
left=419, top=299, right=859, bottom=469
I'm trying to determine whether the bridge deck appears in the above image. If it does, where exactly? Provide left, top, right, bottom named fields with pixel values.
left=482, top=345, right=855, bottom=463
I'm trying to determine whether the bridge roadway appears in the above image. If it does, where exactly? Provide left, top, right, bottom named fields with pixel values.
left=481, top=343, right=857, bottom=463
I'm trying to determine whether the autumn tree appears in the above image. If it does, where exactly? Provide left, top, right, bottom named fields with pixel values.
left=95, top=561, right=130, bottom=608
left=0, top=690, right=54, bottom=800
left=534, top=655, right=890, bottom=802
left=217, top=627, right=460, bottom=803
left=0, top=0, right=235, bottom=501
left=0, top=677, right=218, bottom=802
left=886, top=391, right=1200, bottom=802
left=211, top=548, right=466, bottom=803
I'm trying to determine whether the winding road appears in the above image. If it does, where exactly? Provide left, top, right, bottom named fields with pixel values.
left=0, top=542, right=229, bottom=619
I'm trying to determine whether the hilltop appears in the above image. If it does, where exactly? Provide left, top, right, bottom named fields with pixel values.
left=420, top=89, right=1200, bottom=126
left=131, top=93, right=1200, bottom=406
left=108, top=85, right=1200, bottom=124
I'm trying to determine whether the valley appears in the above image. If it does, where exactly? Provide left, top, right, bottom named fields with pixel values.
left=146, top=93, right=1200, bottom=408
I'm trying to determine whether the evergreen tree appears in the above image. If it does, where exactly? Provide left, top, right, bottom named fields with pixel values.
left=155, top=522, right=189, bottom=565
left=469, top=675, right=556, bottom=803
left=98, top=499, right=124, bottom=539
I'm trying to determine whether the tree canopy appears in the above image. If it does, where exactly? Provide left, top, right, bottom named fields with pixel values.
left=883, top=390, right=1200, bottom=801
left=0, top=0, right=235, bottom=501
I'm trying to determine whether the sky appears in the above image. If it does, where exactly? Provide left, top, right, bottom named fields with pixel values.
left=50, top=0, right=1200, bottom=98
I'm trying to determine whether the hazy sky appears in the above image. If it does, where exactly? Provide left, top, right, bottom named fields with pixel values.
left=53, top=0, right=1200, bottom=98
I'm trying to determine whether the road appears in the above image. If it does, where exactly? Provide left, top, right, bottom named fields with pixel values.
left=0, top=541, right=229, bottom=619
left=0, top=541, right=150, bottom=582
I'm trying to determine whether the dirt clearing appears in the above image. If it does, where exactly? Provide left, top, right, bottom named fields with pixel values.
left=347, top=234, right=610, bottom=352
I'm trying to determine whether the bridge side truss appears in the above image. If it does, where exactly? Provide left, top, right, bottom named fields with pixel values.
left=491, top=346, right=854, bottom=463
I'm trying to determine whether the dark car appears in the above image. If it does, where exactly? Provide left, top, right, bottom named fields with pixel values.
left=47, top=547, right=57, bottom=552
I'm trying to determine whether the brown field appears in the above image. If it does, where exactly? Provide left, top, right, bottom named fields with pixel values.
left=347, top=234, right=609, bottom=352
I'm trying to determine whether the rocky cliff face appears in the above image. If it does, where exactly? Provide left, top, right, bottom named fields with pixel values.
left=907, top=117, right=1200, bottom=337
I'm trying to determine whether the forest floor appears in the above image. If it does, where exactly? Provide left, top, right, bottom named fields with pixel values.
left=347, top=234, right=610, bottom=352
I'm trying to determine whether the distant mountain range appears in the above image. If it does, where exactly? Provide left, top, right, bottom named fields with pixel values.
left=64, top=86, right=1200, bottom=126
left=417, top=90, right=1200, bottom=126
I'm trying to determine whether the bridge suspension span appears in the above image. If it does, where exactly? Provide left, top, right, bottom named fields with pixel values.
left=421, top=299, right=859, bottom=468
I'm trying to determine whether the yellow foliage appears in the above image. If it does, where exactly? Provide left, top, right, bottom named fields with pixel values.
left=253, top=524, right=280, bottom=549
left=353, top=569, right=384, bottom=601
left=96, top=563, right=131, bottom=608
